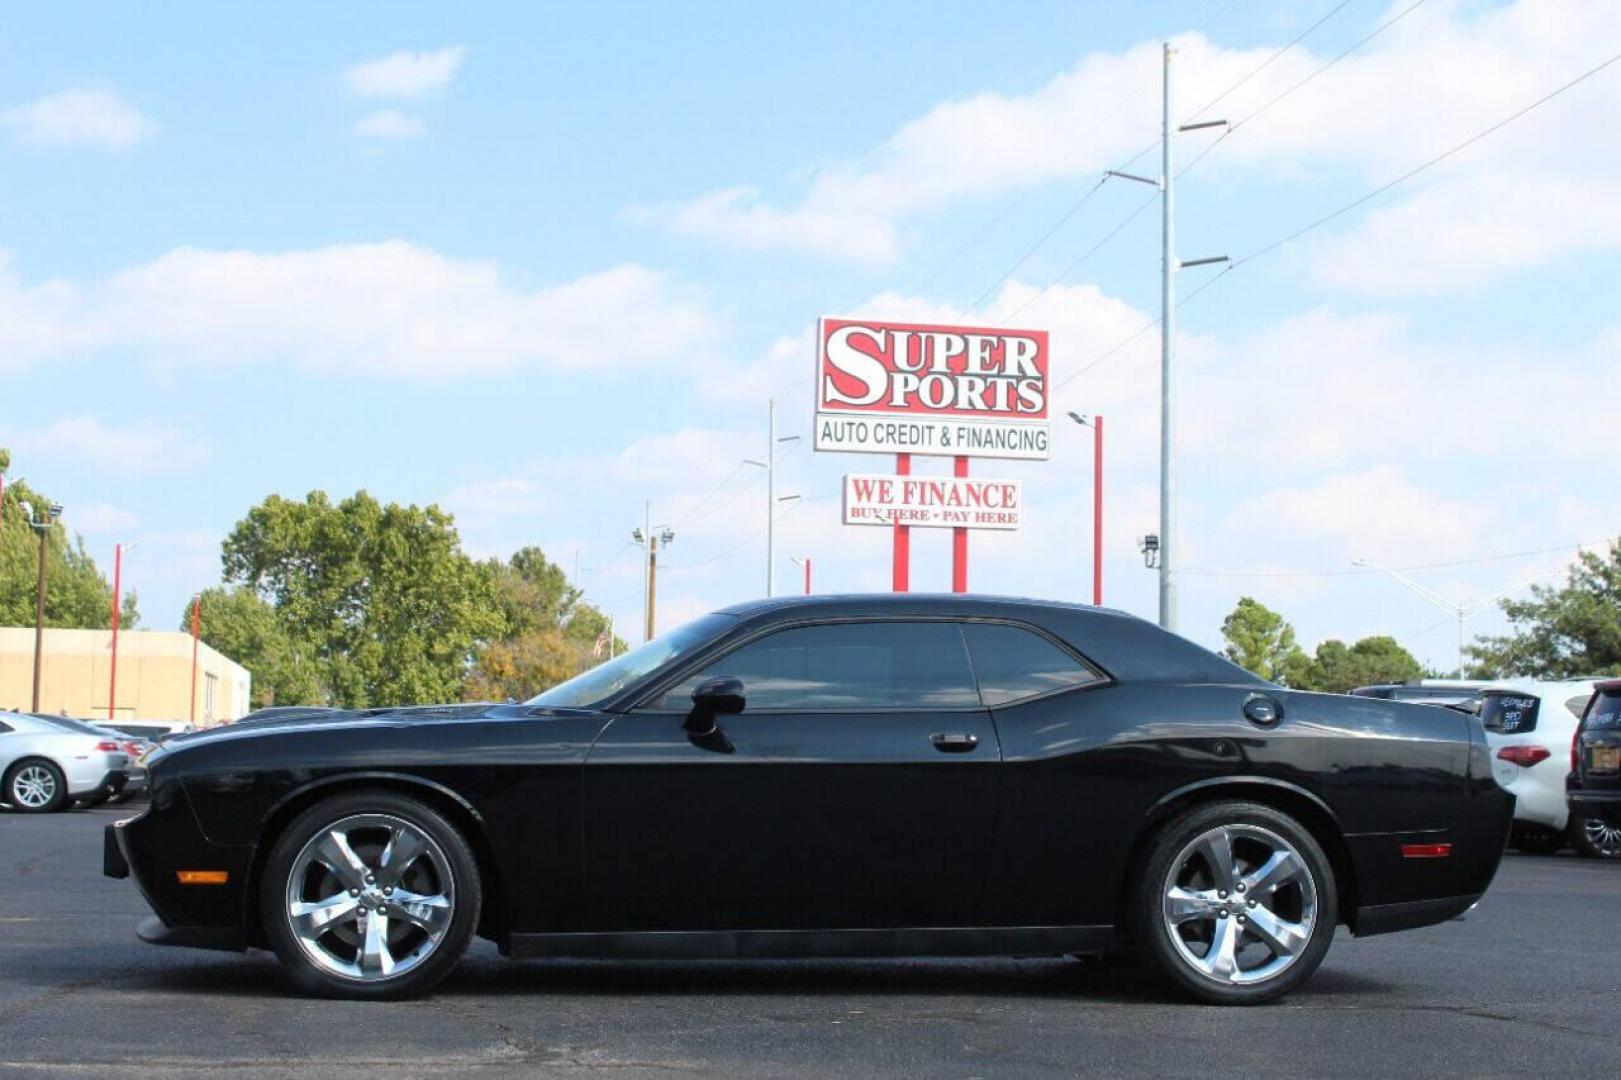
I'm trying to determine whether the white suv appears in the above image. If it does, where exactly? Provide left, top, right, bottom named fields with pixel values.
left=1471, top=679, right=1607, bottom=854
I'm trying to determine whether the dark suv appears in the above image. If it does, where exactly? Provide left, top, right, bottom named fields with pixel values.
left=1567, top=679, right=1621, bottom=859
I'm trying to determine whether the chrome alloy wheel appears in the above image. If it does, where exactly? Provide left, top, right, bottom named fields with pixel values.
left=1581, top=816, right=1621, bottom=858
left=11, top=765, right=58, bottom=809
left=284, top=813, right=455, bottom=982
left=1161, top=823, right=1318, bottom=987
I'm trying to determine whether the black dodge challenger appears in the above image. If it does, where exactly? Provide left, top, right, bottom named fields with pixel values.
left=106, top=595, right=1512, bottom=1004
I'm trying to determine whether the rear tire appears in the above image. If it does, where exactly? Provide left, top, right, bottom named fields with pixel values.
left=1511, top=824, right=1566, bottom=856
left=260, top=790, right=481, bottom=999
left=1133, top=800, right=1337, bottom=1005
left=1569, top=815, right=1621, bottom=860
left=4, top=759, right=68, bottom=814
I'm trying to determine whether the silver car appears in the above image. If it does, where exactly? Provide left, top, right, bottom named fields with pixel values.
left=0, top=711, right=131, bottom=813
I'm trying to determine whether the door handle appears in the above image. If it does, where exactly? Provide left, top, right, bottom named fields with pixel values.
left=930, top=732, right=979, bottom=753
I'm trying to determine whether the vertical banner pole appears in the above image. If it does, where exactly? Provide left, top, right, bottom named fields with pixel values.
left=108, top=544, right=122, bottom=720
left=952, top=456, right=969, bottom=593
left=189, top=596, right=200, bottom=727
left=892, top=453, right=910, bottom=592
left=1093, top=416, right=1104, bottom=606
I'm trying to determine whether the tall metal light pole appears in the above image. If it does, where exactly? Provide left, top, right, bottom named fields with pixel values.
left=1066, top=412, right=1104, bottom=606
left=746, top=400, right=800, bottom=599
left=27, top=501, right=63, bottom=712
left=1107, top=44, right=1227, bottom=632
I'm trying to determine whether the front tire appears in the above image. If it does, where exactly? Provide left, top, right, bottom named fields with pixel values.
left=5, top=759, right=68, bottom=813
left=1134, top=801, right=1337, bottom=1005
left=1569, top=815, right=1621, bottom=860
left=260, top=790, right=481, bottom=999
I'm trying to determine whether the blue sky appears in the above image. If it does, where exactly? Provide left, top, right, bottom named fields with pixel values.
left=4, top=0, right=1618, bottom=671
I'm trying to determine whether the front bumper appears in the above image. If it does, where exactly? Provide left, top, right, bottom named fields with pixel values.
left=103, top=788, right=253, bottom=951
left=1568, top=790, right=1621, bottom=828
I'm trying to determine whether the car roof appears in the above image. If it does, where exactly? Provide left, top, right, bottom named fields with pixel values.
left=716, top=592, right=1142, bottom=622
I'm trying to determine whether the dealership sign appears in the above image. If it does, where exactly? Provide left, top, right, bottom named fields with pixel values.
left=843, top=473, right=1022, bottom=531
left=814, top=317, right=1050, bottom=461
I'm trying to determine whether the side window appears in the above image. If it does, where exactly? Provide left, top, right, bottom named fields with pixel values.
left=962, top=622, right=1103, bottom=707
left=652, top=621, right=978, bottom=711
left=1567, top=695, right=1595, bottom=721
left=0, top=719, right=12, bottom=734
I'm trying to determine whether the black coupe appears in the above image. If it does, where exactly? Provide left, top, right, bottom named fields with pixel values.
left=106, top=595, right=1512, bottom=1003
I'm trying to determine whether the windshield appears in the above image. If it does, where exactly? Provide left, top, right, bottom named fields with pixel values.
left=525, top=613, right=736, bottom=709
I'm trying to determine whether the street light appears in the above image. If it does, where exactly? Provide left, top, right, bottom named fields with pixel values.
left=1352, top=559, right=1558, bottom=676
left=1066, top=412, right=1105, bottom=606
left=790, top=556, right=812, bottom=595
left=25, top=501, right=63, bottom=712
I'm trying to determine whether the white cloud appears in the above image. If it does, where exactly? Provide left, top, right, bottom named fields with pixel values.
left=0, top=241, right=720, bottom=380
left=638, top=0, right=1621, bottom=286
left=67, top=502, right=141, bottom=535
left=2, top=416, right=208, bottom=476
left=351, top=109, right=425, bottom=140
left=344, top=47, right=467, bottom=99
left=0, top=87, right=157, bottom=151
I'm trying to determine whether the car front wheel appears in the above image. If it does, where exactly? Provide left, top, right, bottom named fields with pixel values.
left=1134, top=800, right=1337, bottom=1005
left=261, top=790, right=481, bottom=999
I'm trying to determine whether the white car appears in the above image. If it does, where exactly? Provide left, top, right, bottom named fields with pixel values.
left=0, top=711, right=131, bottom=813
left=1472, top=679, right=1606, bottom=855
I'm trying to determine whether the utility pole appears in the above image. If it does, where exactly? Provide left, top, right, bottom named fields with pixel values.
left=108, top=542, right=137, bottom=720
left=745, top=400, right=800, bottom=599
left=27, top=501, right=62, bottom=713
left=1107, top=44, right=1227, bottom=632
left=189, top=596, right=200, bottom=727
left=633, top=513, right=674, bottom=642
left=1066, top=413, right=1104, bottom=606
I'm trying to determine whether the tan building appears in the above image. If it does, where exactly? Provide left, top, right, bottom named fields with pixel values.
left=0, top=627, right=251, bottom=726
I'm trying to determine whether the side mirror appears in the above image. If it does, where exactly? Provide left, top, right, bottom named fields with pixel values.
left=686, top=675, right=745, bottom=735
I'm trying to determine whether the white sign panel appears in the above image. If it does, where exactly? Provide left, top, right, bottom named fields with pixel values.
left=843, top=473, right=1023, bottom=531
left=814, top=317, right=1051, bottom=461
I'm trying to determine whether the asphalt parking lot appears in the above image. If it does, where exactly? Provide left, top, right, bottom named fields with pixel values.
left=0, top=805, right=1617, bottom=1078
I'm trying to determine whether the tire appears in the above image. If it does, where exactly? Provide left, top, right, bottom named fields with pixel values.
left=260, top=790, right=481, bottom=999
left=1511, top=825, right=1566, bottom=856
left=1569, top=815, right=1621, bottom=860
left=1133, top=800, right=1338, bottom=1005
left=4, top=759, right=69, bottom=814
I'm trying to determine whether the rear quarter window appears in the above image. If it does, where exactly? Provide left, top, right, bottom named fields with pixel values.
left=961, top=621, right=1104, bottom=707
left=1584, top=692, right=1621, bottom=730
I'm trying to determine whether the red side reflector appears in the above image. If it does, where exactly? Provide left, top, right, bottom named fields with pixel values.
left=176, top=870, right=229, bottom=885
left=1401, top=843, right=1452, bottom=859
left=1496, top=745, right=1552, bottom=768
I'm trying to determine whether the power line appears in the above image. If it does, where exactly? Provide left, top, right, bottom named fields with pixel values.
left=1234, top=45, right=1621, bottom=269
left=1052, top=42, right=1621, bottom=389
left=1180, top=538, right=1609, bottom=580
left=964, top=177, right=1108, bottom=313
left=1183, top=0, right=1358, bottom=123
left=996, top=186, right=1158, bottom=326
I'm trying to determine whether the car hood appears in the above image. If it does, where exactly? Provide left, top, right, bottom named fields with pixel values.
left=160, top=701, right=597, bottom=748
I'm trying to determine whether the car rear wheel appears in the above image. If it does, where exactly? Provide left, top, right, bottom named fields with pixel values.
left=1569, top=815, right=1621, bottom=860
left=1134, top=800, right=1337, bottom=1005
left=4, top=759, right=68, bottom=814
left=1511, top=824, right=1566, bottom=856
left=261, top=791, right=480, bottom=999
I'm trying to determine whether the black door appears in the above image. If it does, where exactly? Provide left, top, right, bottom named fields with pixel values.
left=580, top=619, right=1001, bottom=932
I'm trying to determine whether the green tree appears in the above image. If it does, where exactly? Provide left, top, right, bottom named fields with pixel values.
left=1221, top=597, right=1310, bottom=685
left=1, top=459, right=138, bottom=630
left=1300, top=636, right=1424, bottom=693
left=221, top=490, right=501, bottom=707
left=188, top=586, right=322, bottom=708
left=1469, top=540, right=1621, bottom=678
left=462, top=627, right=583, bottom=703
